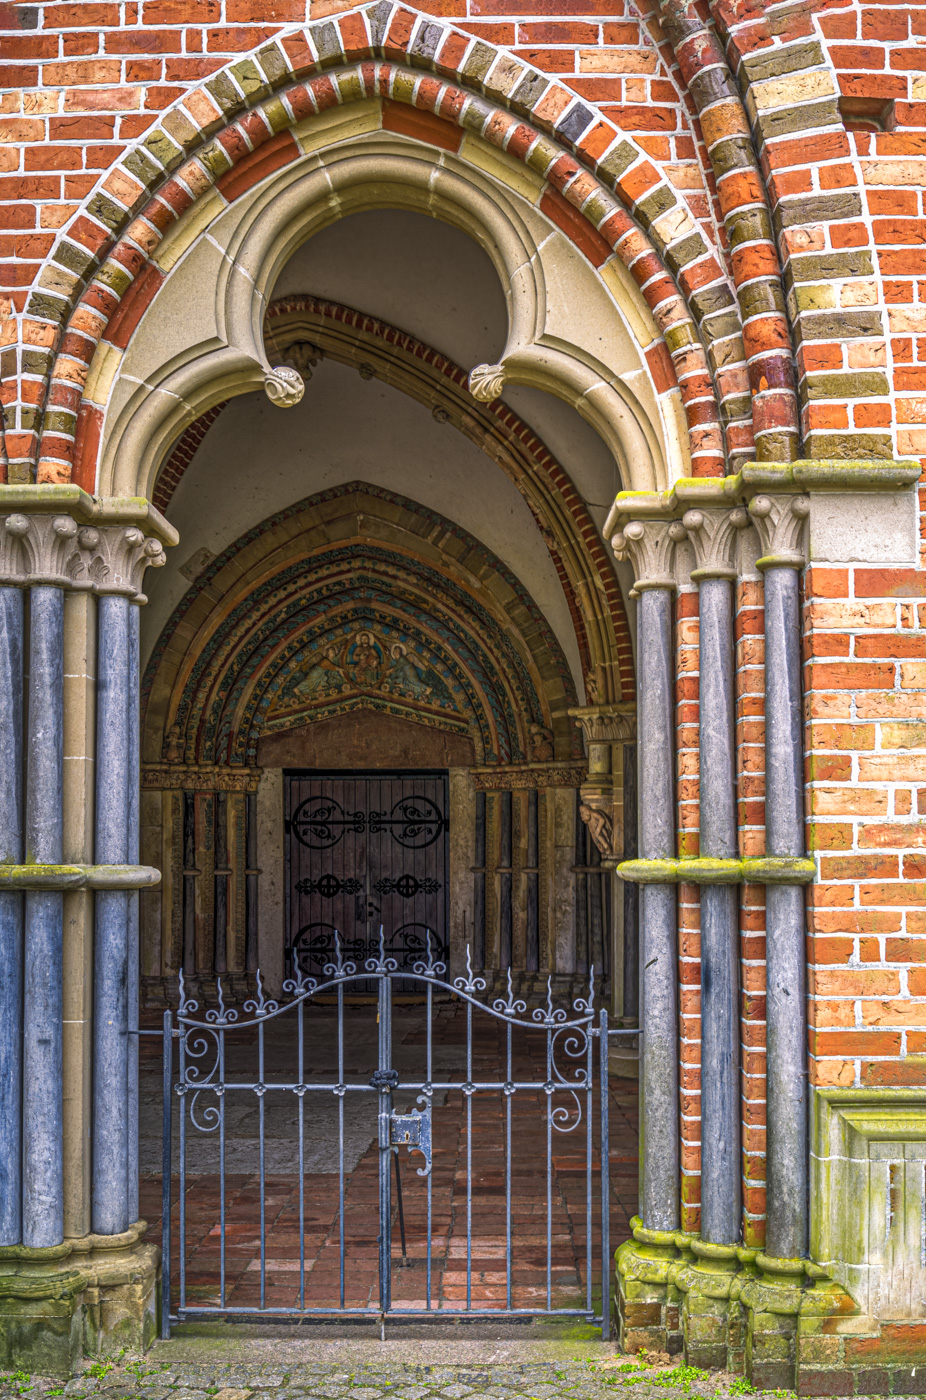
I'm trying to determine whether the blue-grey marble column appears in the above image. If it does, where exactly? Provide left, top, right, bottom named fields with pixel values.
left=612, top=517, right=685, bottom=1233
left=93, top=593, right=132, bottom=1235
left=683, top=507, right=748, bottom=1247
left=638, top=585, right=680, bottom=1231
left=0, top=586, right=24, bottom=1245
left=749, top=493, right=811, bottom=1260
left=23, top=584, right=65, bottom=1248
left=127, top=601, right=141, bottom=1224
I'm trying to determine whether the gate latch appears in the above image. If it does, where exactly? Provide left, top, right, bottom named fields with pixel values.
left=390, top=1107, right=432, bottom=1176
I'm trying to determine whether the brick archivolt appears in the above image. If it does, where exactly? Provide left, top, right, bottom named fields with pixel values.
left=142, top=483, right=582, bottom=770
left=20, top=3, right=778, bottom=492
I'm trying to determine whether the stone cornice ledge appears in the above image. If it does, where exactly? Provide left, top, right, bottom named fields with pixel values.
left=617, top=856, right=816, bottom=884
left=0, top=484, right=179, bottom=546
left=604, top=459, right=921, bottom=537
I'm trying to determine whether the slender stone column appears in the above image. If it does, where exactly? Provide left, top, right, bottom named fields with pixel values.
left=127, top=601, right=141, bottom=1223
left=93, top=593, right=133, bottom=1235
left=748, top=493, right=811, bottom=1260
left=0, top=587, right=24, bottom=1245
left=682, top=506, right=749, bottom=1247
left=23, top=583, right=65, bottom=1248
left=611, top=518, right=686, bottom=1231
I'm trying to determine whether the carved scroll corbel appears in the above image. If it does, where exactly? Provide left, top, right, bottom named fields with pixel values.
left=468, top=363, right=507, bottom=403
left=263, top=365, right=305, bottom=408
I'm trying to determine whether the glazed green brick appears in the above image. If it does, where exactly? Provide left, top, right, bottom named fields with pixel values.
left=702, top=310, right=744, bottom=344
left=595, top=137, right=638, bottom=185
left=53, top=240, right=95, bottom=277
left=664, top=322, right=696, bottom=353
left=142, top=128, right=185, bottom=174
left=726, top=204, right=774, bottom=247
left=688, top=282, right=737, bottom=322
left=803, top=371, right=890, bottom=399
left=777, top=191, right=862, bottom=228
left=805, top=432, right=894, bottom=459
left=205, top=71, right=245, bottom=118
left=42, top=410, right=77, bottom=435
left=94, top=260, right=133, bottom=298
left=788, top=249, right=874, bottom=283
left=742, top=38, right=824, bottom=81
left=122, top=146, right=162, bottom=190
left=86, top=192, right=128, bottom=231
left=739, top=279, right=786, bottom=317
left=757, top=97, right=841, bottom=142
left=792, top=284, right=837, bottom=312
left=709, top=133, right=756, bottom=178
left=665, top=232, right=709, bottom=276
left=511, top=70, right=548, bottom=112
left=461, top=40, right=496, bottom=84
left=260, top=95, right=292, bottom=136
left=198, top=139, right=234, bottom=181
left=797, top=309, right=884, bottom=341
left=230, top=58, right=267, bottom=100
left=634, top=185, right=677, bottom=233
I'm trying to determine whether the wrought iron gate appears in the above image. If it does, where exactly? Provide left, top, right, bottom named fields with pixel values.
left=160, top=936, right=612, bottom=1335
left=285, top=772, right=449, bottom=985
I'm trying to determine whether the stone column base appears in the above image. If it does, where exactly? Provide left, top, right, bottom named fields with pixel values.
left=0, top=1222, right=158, bottom=1375
left=615, top=1220, right=868, bottom=1391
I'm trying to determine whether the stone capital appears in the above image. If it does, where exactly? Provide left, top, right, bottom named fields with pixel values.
left=611, top=517, right=688, bottom=590
left=747, top=493, right=810, bottom=569
left=568, top=703, right=636, bottom=745
left=681, top=505, right=750, bottom=581
left=0, top=514, right=166, bottom=598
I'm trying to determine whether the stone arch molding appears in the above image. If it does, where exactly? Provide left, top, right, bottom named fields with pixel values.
left=26, top=0, right=760, bottom=493
left=97, top=134, right=672, bottom=502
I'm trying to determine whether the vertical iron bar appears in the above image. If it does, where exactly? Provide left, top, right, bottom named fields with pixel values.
left=178, top=1017, right=187, bottom=1312
left=219, top=1024, right=226, bottom=1309
left=377, top=971, right=393, bottom=1317
left=161, top=1010, right=172, bottom=1338
left=0, top=587, right=23, bottom=1247
left=505, top=1018, right=512, bottom=1312
left=466, top=998, right=472, bottom=1311
left=586, top=1019, right=593, bottom=1316
left=393, top=1150, right=407, bottom=1259
left=23, top=585, right=64, bottom=1248
left=600, top=1010, right=611, bottom=1339
left=546, top=1025, right=552, bottom=1311
left=338, top=981, right=345, bottom=1309
left=426, top=979, right=432, bottom=1310
left=259, top=1016, right=266, bottom=1309
left=298, top=995, right=305, bottom=1310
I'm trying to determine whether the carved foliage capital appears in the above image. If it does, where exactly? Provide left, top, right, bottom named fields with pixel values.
left=142, top=763, right=262, bottom=793
left=0, top=515, right=166, bottom=597
left=569, top=704, right=636, bottom=744
left=681, top=506, right=750, bottom=580
left=611, top=517, right=687, bottom=590
left=748, top=494, right=810, bottom=569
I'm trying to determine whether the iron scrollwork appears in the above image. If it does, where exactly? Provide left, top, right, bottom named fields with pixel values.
left=289, top=796, right=365, bottom=849
left=369, top=796, right=446, bottom=848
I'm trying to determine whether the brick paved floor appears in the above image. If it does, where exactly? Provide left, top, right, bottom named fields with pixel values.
left=140, top=1001, right=639, bottom=1320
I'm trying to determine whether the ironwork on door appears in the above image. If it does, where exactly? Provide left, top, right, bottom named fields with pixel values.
left=285, top=772, right=448, bottom=984
left=159, top=939, right=614, bottom=1334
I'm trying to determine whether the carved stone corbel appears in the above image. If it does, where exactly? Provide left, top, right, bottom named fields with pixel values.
left=468, top=363, right=507, bottom=402
left=0, top=515, right=166, bottom=598
left=611, top=518, right=688, bottom=591
left=681, top=506, right=751, bottom=580
left=747, top=494, right=810, bottom=569
left=263, top=365, right=305, bottom=408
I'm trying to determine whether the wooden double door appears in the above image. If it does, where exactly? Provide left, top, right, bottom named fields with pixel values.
left=284, top=771, right=449, bottom=985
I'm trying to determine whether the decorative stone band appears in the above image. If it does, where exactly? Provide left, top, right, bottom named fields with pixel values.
left=604, top=459, right=921, bottom=578
left=469, top=763, right=586, bottom=790
left=141, top=763, right=262, bottom=793
left=0, top=485, right=177, bottom=600
left=622, top=1215, right=828, bottom=1281
left=617, top=856, right=816, bottom=885
left=0, top=864, right=161, bottom=890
